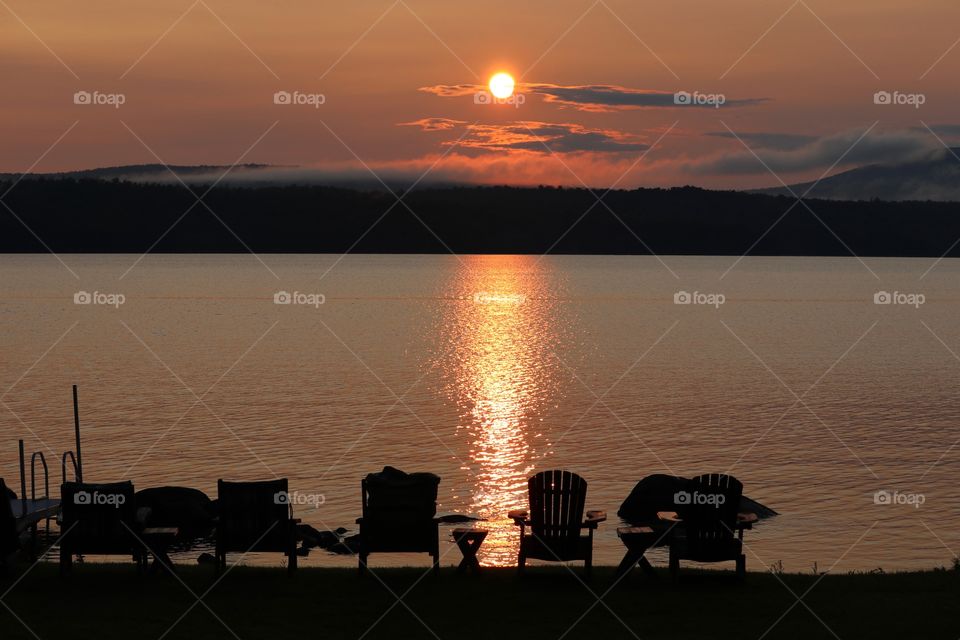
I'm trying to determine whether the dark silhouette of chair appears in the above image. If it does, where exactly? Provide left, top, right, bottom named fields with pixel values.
left=356, top=468, right=440, bottom=574
left=510, top=470, right=605, bottom=576
left=663, top=473, right=749, bottom=580
left=1, top=479, right=19, bottom=569
left=59, top=481, right=142, bottom=574
left=216, top=479, right=299, bottom=574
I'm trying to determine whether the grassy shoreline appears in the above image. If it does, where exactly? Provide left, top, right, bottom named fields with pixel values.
left=1, top=563, right=957, bottom=639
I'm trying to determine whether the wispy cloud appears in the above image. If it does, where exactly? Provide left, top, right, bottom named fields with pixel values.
left=704, top=131, right=817, bottom=151
left=398, top=117, right=466, bottom=131
left=687, top=128, right=939, bottom=175
left=402, top=119, right=649, bottom=153
left=419, top=83, right=769, bottom=111
left=912, top=123, right=960, bottom=140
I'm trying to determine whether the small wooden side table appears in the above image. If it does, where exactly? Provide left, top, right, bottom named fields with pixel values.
left=452, top=529, right=487, bottom=574
left=615, top=526, right=659, bottom=579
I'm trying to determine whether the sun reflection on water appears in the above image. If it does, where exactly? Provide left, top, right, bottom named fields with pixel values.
left=440, top=256, right=563, bottom=566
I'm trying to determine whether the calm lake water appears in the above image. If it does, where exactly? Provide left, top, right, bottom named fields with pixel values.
left=1, top=254, right=959, bottom=572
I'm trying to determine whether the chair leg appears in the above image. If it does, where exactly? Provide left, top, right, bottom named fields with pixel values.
left=432, top=552, right=440, bottom=576
left=359, top=552, right=368, bottom=575
left=288, top=550, right=297, bottom=574
left=585, top=550, right=593, bottom=579
left=736, top=554, right=746, bottom=579
left=59, top=547, right=71, bottom=576
left=669, top=547, right=679, bottom=583
left=517, top=553, right=525, bottom=575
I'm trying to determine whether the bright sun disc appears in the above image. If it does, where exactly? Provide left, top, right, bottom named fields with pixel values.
left=489, top=72, right=515, bottom=99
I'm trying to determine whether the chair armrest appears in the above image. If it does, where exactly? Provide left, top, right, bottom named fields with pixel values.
left=508, top=509, right=529, bottom=526
left=657, top=511, right=681, bottom=523
left=582, top=510, right=606, bottom=528
left=736, top=512, right=758, bottom=529
left=355, top=517, right=364, bottom=525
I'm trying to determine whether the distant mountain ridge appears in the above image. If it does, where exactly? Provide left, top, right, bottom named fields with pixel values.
left=754, top=148, right=960, bottom=202
left=5, top=149, right=960, bottom=201
left=0, top=163, right=274, bottom=182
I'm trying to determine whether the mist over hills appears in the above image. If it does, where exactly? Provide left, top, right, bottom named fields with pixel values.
left=754, top=148, right=960, bottom=201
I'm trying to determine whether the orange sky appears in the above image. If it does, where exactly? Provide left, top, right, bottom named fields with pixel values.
left=2, top=0, right=959, bottom=188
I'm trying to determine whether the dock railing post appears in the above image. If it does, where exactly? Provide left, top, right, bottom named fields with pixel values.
left=72, top=385, right=83, bottom=482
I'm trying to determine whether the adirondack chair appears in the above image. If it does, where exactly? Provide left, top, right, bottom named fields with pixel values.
left=59, top=481, right=143, bottom=574
left=510, top=470, right=605, bottom=576
left=661, top=473, right=749, bottom=580
left=216, top=479, right=300, bottom=573
left=356, top=467, right=441, bottom=574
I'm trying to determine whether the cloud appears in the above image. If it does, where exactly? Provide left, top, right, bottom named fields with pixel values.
left=110, top=153, right=660, bottom=190
left=398, top=117, right=466, bottom=131
left=447, top=121, right=649, bottom=154
left=419, top=83, right=769, bottom=112
left=687, top=128, right=940, bottom=176
left=911, top=123, right=960, bottom=140
left=704, top=131, right=817, bottom=151
left=399, top=117, right=649, bottom=154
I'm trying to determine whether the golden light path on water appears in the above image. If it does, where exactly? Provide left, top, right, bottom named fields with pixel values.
left=440, top=255, right=564, bottom=567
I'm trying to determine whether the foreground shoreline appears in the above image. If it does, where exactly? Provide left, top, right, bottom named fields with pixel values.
left=2, top=564, right=957, bottom=639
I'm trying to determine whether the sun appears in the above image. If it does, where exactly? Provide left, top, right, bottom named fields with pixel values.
left=489, top=72, right=515, bottom=100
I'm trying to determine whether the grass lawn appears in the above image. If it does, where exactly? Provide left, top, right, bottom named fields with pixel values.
left=1, top=563, right=958, bottom=639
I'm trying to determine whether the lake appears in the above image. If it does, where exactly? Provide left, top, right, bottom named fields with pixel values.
left=1, top=253, right=958, bottom=572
